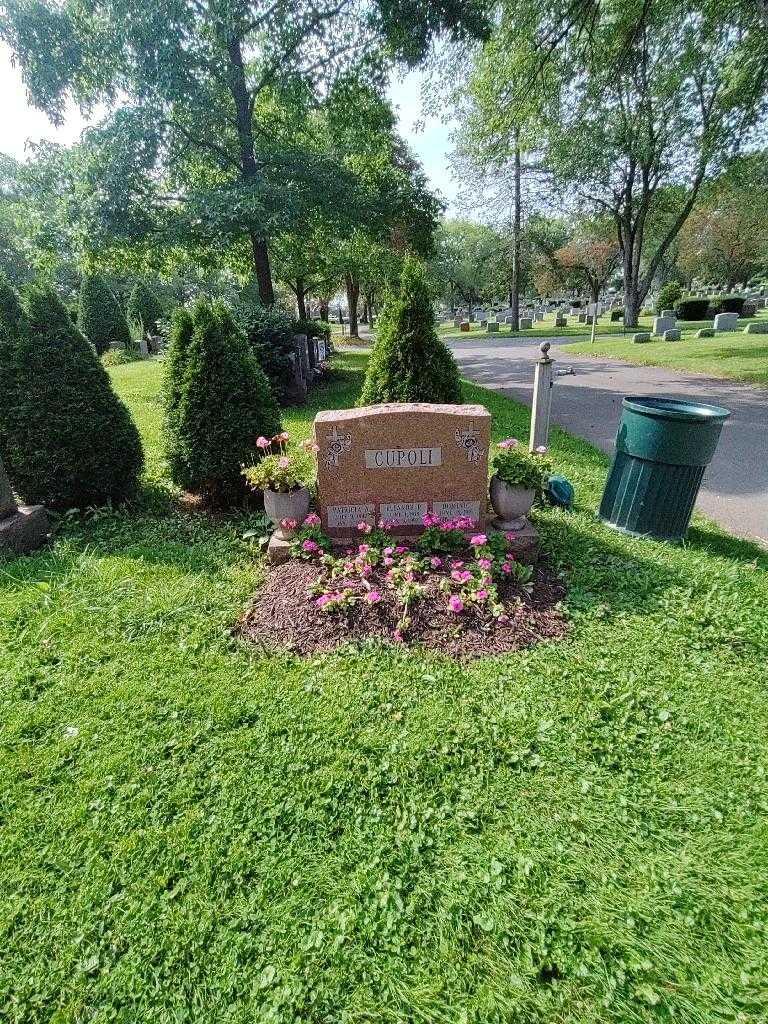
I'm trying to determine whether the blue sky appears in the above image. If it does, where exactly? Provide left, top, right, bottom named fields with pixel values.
left=0, top=44, right=460, bottom=211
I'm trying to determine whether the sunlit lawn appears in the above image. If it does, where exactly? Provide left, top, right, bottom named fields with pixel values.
left=2, top=354, right=767, bottom=1022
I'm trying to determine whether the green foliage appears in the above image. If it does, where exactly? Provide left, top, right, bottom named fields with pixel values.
left=0, top=281, right=143, bottom=508
left=78, top=274, right=130, bottom=354
left=656, top=281, right=683, bottom=314
left=675, top=297, right=710, bottom=320
left=360, top=259, right=462, bottom=405
left=2, top=352, right=768, bottom=1023
left=163, top=299, right=281, bottom=506
left=491, top=441, right=552, bottom=492
left=295, top=318, right=331, bottom=341
left=127, top=281, right=163, bottom=337
left=101, top=347, right=144, bottom=366
left=715, top=295, right=746, bottom=315
left=233, top=302, right=295, bottom=404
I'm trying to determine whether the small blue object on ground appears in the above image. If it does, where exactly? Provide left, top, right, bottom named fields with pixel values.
left=545, top=475, right=575, bottom=510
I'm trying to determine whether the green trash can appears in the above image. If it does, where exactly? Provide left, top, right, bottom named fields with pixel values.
left=599, top=396, right=730, bottom=542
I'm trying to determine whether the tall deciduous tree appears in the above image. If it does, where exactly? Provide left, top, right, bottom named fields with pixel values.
left=678, top=154, right=768, bottom=290
left=2, top=0, right=487, bottom=304
left=451, top=1, right=768, bottom=325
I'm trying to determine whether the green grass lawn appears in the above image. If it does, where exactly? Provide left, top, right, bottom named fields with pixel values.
left=439, top=312, right=768, bottom=385
left=564, top=328, right=768, bottom=386
left=2, top=354, right=767, bottom=1022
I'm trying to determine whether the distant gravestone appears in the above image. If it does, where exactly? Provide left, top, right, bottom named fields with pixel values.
left=714, top=312, right=739, bottom=332
left=453, top=318, right=461, bottom=328
left=632, top=332, right=651, bottom=343
left=314, top=404, right=491, bottom=539
left=519, top=317, right=533, bottom=330
left=555, top=314, right=567, bottom=328
left=486, top=321, right=499, bottom=333
left=533, top=311, right=544, bottom=322
left=460, top=320, right=470, bottom=332
left=744, top=321, right=768, bottom=334
left=695, top=328, right=715, bottom=338
left=653, top=315, right=676, bottom=336
left=661, top=308, right=676, bottom=318
left=293, top=334, right=310, bottom=382
left=577, top=313, right=586, bottom=323
left=663, top=328, right=681, bottom=342
left=0, top=456, right=49, bottom=557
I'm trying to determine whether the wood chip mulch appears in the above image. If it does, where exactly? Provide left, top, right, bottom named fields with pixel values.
left=238, top=559, right=568, bottom=660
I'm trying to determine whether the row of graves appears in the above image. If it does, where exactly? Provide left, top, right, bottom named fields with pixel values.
left=633, top=297, right=768, bottom=345
left=283, top=332, right=332, bottom=405
left=240, top=400, right=567, bottom=659
left=445, top=296, right=624, bottom=333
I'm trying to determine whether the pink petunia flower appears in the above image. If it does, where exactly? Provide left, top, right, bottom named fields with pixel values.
left=393, top=629, right=404, bottom=643
left=429, top=556, right=443, bottom=569
left=501, top=562, right=512, bottom=573
left=477, top=557, right=492, bottom=570
left=395, top=545, right=408, bottom=555
left=278, top=457, right=290, bottom=469
left=366, top=591, right=382, bottom=604
left=470, top=534, right=487, bottom=547
left=280, top=518, right=297, bottom=530
left=315, top=594, right=333, bottom=608
left=383, top=556, right=395, bottom=567
left=535, top=445, right=549, bottom=453
left=302, top=539, right=319, bottom=552
left=358, top=544, right=370, bottom=555
left=476, top=590, right=489, bottom=601
left=256, top=436, right=270, bottom=449
left=497, top=438, right=519, bottom=449
left=448, top=594, right=464, bottom=614
left=357, top=521, right=372, bottom=534
left=304, top=512, right=320, bottom=526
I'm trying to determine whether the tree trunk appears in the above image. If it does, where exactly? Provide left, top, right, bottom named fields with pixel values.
left=361, top=299, right=369, bottom=324
left=228, top=37, right=274, bottom=304
left=623, top=255, right=641, bottom=328
left=295, top=277, right=307, bottom=321
left=319, top=299, right=329, bottom=323
left=509, top=133, right=522, bottom=331
left=368, top=290, right=375, bottom=328
left=345, top=272, right=360, bottom=337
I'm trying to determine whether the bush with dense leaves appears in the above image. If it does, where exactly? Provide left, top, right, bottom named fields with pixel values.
left=0, top=280, right=143, bottom=508
left=360, top=258, right=462, bottom=406
left=127, top=282, right=163, bottom=338
left=163, top=299, right=281, bottom=506
left=714, top=295, right=746, bottom=315
left=233, top=302, right=295, bottom=404
left=675, top=298, right=711, bottom=320
left=78, top=275, right=131, bottom=354
left=656, top=281, right=683, bottom=314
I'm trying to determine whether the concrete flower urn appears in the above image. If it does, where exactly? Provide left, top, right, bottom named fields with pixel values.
left=489, top=475, right=535, bottom=530
left=263, top=485, right=311, bottom=539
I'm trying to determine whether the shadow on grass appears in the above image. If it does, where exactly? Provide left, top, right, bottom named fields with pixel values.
left=684, top=524, right=768, bottom=567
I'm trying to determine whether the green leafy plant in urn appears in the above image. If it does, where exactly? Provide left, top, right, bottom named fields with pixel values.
left=489, top=440, right=552, bottom=529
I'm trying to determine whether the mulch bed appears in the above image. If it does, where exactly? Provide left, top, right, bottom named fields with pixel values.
left=238, top=559, right=568, bottom=660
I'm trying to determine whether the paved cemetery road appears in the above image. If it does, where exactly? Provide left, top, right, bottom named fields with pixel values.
left=447, top=335, right=768, bottom=547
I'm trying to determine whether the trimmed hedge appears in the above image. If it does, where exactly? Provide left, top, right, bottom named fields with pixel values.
left=233, top=302, right=295, bottom=404
left=675, top=298, right=710, bottom=320
left=360, top=258, right=462, bottom=406
left=163, top=299, right=281, bottom=506
left=127, top=282, right=163, bottom=338
left=79, top=275, right=131, bottom=354
left=0, top=281, right=143, bottom=508
left=715, top=296, right=746, bottom=315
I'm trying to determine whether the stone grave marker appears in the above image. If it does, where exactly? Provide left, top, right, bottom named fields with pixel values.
left=714, top=312, right=738, bottom=332
left=486, top=321, right=499, bottom=333
left=0, top=456, right=49, bottom=557
left=652, top=315, right=675, bottom=336
left=519, top=317, right=533, bottom=329
left=314, top=403, right=491, bottom=539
